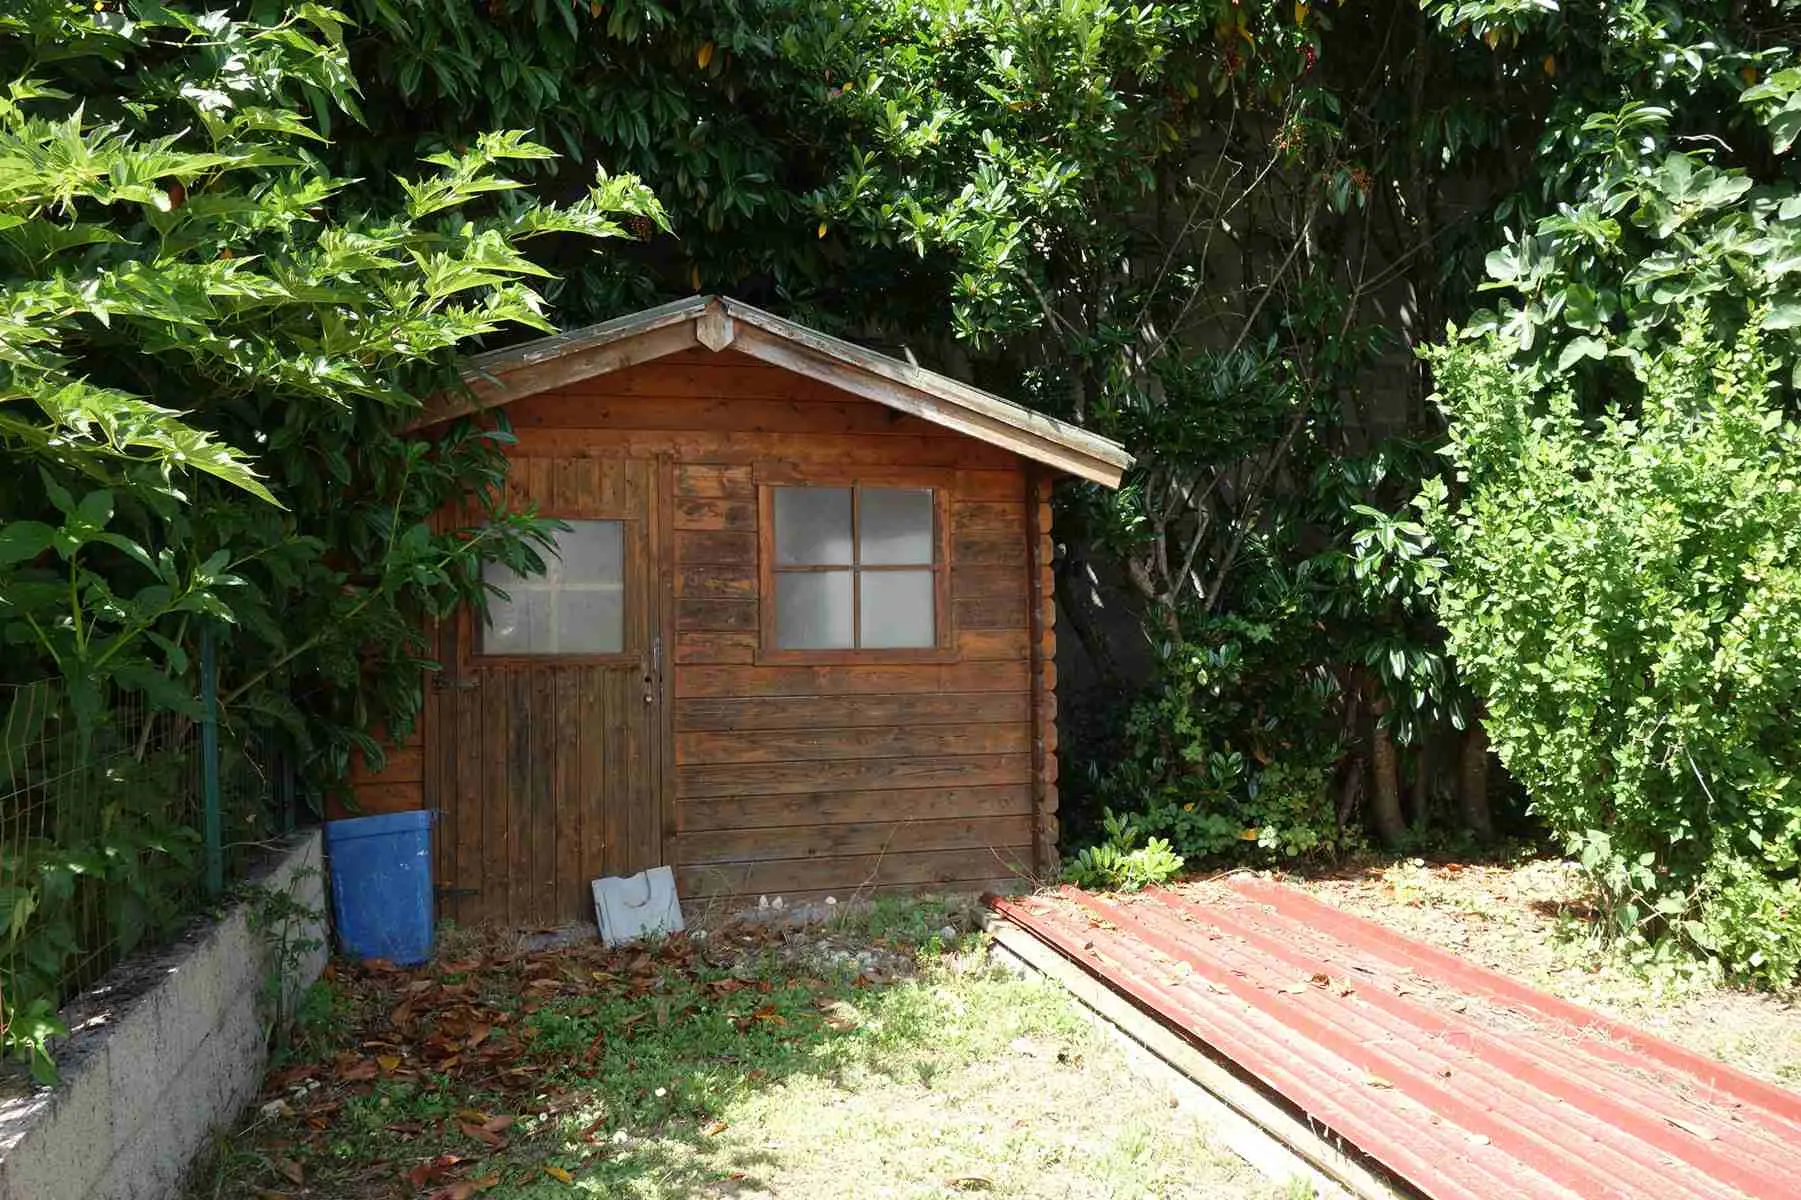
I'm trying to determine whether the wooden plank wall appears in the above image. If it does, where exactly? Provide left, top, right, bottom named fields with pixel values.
left=336, top=728, right=424, bottom=819
left=503, top=348, right=1041, bottom=903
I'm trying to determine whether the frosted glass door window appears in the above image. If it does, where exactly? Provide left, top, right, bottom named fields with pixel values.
left=770, top=485, right=940, bottom=650
left=482, top=520, right=626, bottom=654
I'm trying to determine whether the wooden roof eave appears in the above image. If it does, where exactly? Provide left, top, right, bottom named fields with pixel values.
left=409, top=295, right=1134, bottom=488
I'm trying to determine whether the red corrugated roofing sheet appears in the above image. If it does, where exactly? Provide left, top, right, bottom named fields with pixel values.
left=989, top=878, right=1801, bottom=1200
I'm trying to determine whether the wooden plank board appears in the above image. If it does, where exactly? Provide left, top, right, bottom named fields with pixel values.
left=676, top=722, right=1029, bottom=765
left=675, top=691, right=1029, bottom=732
left=601, top=670, right=623, bottom=878
left=676, top=846, right=1032, bottom=898
left=532, top=665, right=557, bottom=921
left=481, top=665, right=510, bottom=925
left=674, top=564, right=756, bottom=599
left=674, top=631, right=759, bottom=665
left=549, top=357, right=863, bottom=403
left=552, top=668, right=580, bottom=918
left=674, top=496, right=756, bottom=531
left=959, top=629, right=1030, bottom=661
left=577, top=667, right=602, bottom=891
left=676, top=815, right=1033, bottom=865
left=508, top=668, right=533, bottom=924
left=513, top=395, right=960, bottom=438
left=677, top=785, right=1033, bottom=831
left=951, top=500, right=1028, bottom=534
left=343, top=781, right=422, bottom=813
left=677, top=753, right=1033, bottom=799
left=955, top=597, right=1026, bottom=631
left=675, top=529, right=758, bottom=566
left=952, top=564, right=1028, bottom=601
left=675, top=463, right=754, bottom=498
left=677, top=598, right=758, bottom=631
left=656, top=453, right=679, bottom=870
left=953, top=527, right=1028, bottom=566
left=1028, top=472, right=1059, bottom=872
left=509, top=428, right=1020, bottom=470
left=955, top=469, right=1031, bottom=501
left=677, top=660, right=1030, bottom=698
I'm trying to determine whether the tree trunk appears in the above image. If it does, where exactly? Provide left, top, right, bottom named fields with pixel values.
left=1459, top=722, right=1495, bottom=842
left=1368, top=699, right=1407, bottom=848
left=1335, top=753, right=1365, bottom=836
left=1407, top=737, right=1431, bottom=829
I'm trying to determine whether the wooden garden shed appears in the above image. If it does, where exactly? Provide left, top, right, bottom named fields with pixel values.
left=357, top=296, right=1131, bottom=927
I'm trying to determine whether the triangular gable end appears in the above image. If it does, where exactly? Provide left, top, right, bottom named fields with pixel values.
left=409, top=295, right=1133, bottom=488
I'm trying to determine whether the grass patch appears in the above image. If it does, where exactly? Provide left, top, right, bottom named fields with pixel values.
left=189, top=902, right=1280, bottom=1199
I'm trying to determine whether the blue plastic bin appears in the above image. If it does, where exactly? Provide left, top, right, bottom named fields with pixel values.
left=324, top=809, right=435, bottom=965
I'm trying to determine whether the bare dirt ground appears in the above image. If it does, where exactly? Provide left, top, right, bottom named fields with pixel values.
left=1259, top=854, right=1801, bottom=1090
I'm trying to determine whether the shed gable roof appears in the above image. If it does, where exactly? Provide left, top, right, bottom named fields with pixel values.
left=412, top=295, right=1133, bottom=487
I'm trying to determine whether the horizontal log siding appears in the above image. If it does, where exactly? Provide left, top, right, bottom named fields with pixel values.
left=503, top=350, right=1036, bottom=901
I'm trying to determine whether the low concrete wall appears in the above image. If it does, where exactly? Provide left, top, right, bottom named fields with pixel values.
left=0, top=830, right=330, bottom=1200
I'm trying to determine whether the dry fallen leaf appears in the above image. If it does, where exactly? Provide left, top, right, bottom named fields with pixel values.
left=460, top=1121, right=508, bottom=1148
left=1364, top=1074, right=1395, bottom=1089
left=701, top=1119, right=729, bottom=1137
left=274, top=1157, right=304, bottom=1185
left=544, top=1164, right=574, bottom=1182
left=428, top=1175, right=498, bottom=1200
left=407, top=1153, right=465, bottom=1188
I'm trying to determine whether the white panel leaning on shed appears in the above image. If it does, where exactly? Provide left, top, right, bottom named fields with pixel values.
left=592, top=866, right=684, bottom=947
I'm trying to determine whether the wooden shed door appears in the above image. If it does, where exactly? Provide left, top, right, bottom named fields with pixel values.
left=427, top=456, right=667, bottom=928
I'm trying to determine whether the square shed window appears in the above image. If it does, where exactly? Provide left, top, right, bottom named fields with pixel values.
left=769, top=485, right=941, bottom=651
left=481, top=520, right=625, bottom=655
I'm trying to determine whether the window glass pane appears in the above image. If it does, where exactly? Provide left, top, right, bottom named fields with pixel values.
left=775, top=571, right=854, bottom=648
left=483, top=584, right=552, bottom=654
left=859, top=488, right=935, bottom=565
left=479, top=519, right=626, bottom=655
left=559, top=587, right=624, bottom=653
left=859, top=569, right=935, bottom=648
left=554, top=521, right=623, bottom=585
left=774, top=487, right=852, bottom=565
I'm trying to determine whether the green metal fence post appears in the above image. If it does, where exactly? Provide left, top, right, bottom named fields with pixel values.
left=200, top=626, right=223, bottom=897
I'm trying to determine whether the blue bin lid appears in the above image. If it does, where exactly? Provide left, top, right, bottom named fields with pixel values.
left=324, top=808, right=433, bottom=844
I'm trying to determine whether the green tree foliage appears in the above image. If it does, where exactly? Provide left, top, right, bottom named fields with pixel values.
left=0, top=0, right=658, bottom=1072
left=1435, top=0, right=1801, bottom=376
left=1421, top=0, right=1801, bottom=983
left=1422, top=315, right=1801, bottom=985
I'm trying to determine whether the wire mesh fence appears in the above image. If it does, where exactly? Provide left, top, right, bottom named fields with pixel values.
left=0, top=637, right=298, bottom=1067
